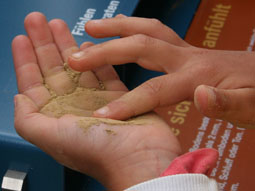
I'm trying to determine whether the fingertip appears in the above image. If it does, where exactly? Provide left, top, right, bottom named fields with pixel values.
left=12, top=35, right=27, bottom=46
left=84, top=21, right=92, bottom=35
left=93, top=101, right=133, bottom=120
left=25, top=11, right=45, bottom=19
left=86, top=18, right=121, bottom=38
left=85, top=19, right=103, bottom=36
left=68, top=46, right=99, bottom=72
left=48, top=19, right=71, bottom=41
left=12, top=35, right=31, bottom=59
left=24, top=12, right=46, bottom=28
left=12, top=35, right=33, bottom=54
left=48, top=18, right=66, bottom=29
left=93, top=106, right=110, bottom=118
left=68, top=52, right=86, bottom=71
left=71, top=51, right=84, bottom=59
left=80, top=42, right=94, bottom=50
left=67, top=57, right=80, bottom=71
left=11, top=35, right=37, bottom=69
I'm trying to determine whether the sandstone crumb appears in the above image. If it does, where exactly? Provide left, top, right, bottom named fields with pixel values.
left=105, top=129, right=116, bottom=135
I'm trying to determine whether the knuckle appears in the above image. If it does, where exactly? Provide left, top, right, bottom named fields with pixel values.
left=167, top=27, right=176, bottom=35
left=115, top=14, right=127, bottom=19
left=189, top=47, right=211, bottom=62
left=191, top=47, right=211, bottom=57
left=132, top=34, right=155, bottom=48
left=195, top=62, right=214, bottom=75
left=149, top=18, right=163, bottom=26
left=141, top=79, right=162, bottom=106
left=95, top=43, right=110, bottom=65
left=148, top=18, right=180, bottom=41
left=188, top=48, right=216, bottom=74
left=95, top=42, right=105, bottom=50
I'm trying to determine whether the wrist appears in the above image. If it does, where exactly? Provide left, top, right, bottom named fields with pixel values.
left=99, top=150, right=178, bottom=190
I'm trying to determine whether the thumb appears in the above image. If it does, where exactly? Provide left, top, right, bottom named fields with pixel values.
left=93, top=73, right=192, bottom=120
left=14, top=94, right=58, bottom=145
left=14, top=94, right=39, bottom=139
left=194, top=85, right=255, bottom=128
left=14, top=94, right=38, bottom=116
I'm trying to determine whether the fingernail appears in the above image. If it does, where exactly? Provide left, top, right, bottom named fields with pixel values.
left=206, top=86, right=217, bottom=107
left=94, top=106, right=110, bottom=116
left=72, top=51, right=84, bottom=59
left=115, top=14, right=127, bottom=18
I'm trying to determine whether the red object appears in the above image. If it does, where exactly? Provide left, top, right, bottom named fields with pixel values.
left=161, top=148, right=219, bottom=177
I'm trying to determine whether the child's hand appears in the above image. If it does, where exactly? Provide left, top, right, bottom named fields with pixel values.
left=12, top=12, right=181, bottom=190
left=69, top=15, right=255, bottom=128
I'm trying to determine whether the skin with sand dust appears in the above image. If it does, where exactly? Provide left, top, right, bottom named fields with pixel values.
left=40, top=63, right=148, bottom=131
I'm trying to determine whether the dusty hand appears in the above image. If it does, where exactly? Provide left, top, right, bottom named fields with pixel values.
left=12, top=12, right=181, bottom=190
left=68, top=16, right=255, bottom=128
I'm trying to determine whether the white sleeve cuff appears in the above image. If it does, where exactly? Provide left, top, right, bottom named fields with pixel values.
left=125, top=174, right=219, bottom=191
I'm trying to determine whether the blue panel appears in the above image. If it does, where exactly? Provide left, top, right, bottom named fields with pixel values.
left=0, top=134, right=64, bottom=191
left=133, top=0, right=201, bottom=38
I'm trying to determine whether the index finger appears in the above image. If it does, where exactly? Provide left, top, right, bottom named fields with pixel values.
left=85, top=16, right=189, bottom=47
left=93, top=72, right=193, bottom=120
left=68, top=34, right=188, bottom=73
